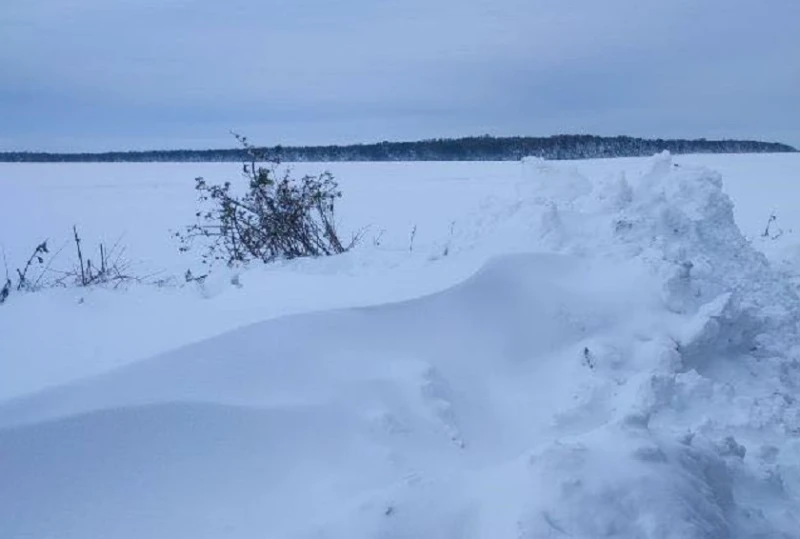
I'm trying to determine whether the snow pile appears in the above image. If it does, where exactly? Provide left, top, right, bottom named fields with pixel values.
left=516, top=152, right=800, bottom=536
left=1, top=154, right=799, bottom=538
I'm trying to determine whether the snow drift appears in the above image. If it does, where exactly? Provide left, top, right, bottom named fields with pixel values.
left=1, top=153, right=799, bottom=538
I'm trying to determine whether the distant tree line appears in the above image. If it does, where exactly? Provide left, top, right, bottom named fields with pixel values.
left=1, top=135, right=795, bottom=163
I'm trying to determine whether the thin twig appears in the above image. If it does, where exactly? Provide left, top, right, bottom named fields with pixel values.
left=1, top=244, right=9, bottom=281
left=33, top=240, right=68, bottom=289
left=73, top=226, right=86, bottom=286
left=16, top=240, right=49, bottom=291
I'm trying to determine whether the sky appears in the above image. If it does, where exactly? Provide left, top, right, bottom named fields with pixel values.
left=1, top=0, right=798, bottom=152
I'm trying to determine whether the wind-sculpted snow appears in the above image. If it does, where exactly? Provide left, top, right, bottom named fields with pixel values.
left=1, top=154, right=799, bottom=538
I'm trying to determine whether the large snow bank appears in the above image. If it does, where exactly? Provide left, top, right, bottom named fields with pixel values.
left=1, top=153, right=799, bottom=538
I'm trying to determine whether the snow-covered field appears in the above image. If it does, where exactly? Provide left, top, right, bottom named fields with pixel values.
left=1, top=153, right=800, bottom=538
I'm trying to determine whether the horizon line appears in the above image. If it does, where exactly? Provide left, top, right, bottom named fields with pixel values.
left=1, top=133, right=796, bottom=156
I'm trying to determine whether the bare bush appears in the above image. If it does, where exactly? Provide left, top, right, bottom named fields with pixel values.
left=66, top=226, right=137, bottom=287
left=0, top=227, right=144, bottom=305
left=177, top=134, right=359, bottom=267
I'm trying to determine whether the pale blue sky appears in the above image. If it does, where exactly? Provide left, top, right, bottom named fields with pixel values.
left=2, top=0, right=798, bottom=151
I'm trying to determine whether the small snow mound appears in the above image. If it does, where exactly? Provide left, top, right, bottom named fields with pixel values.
left=519, top=155, right=546, bottom=165
left=523, top=425, right=736, bottom=539
left=519, top=157, right=592, bottom=205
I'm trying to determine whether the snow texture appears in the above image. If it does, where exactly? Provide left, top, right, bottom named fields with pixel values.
left=1, top=153, right=800, bottom=538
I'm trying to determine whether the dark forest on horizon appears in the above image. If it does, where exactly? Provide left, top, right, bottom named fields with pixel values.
left=2, top=135, right=796, bottom=163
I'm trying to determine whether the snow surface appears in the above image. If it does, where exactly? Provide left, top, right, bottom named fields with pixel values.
left=1, top=153, right=800, bottom=538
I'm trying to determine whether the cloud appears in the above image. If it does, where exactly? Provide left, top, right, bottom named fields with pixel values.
left=1, top=0, right=798, bottom=150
